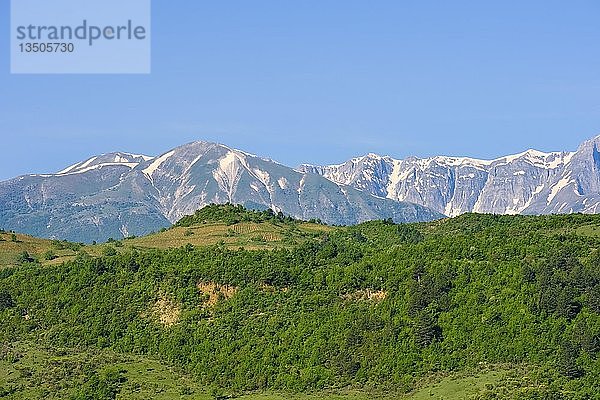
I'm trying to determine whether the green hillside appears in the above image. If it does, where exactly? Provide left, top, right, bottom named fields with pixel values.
left=0, top=230, right=89, bottom=269
left=0, top=205, right=332, bottom=269
left=1, top=206, right=600, bottom=399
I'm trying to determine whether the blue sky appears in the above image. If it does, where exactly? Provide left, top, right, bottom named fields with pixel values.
left=1, top=1, right=599, bottom=180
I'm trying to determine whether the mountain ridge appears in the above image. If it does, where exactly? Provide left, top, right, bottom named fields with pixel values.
left=300, top=135, right=600, bottom=217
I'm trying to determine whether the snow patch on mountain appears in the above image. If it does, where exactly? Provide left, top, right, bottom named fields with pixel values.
left=212, top=151, right=244, bottom=201
left=63, top=162, right=138, bottom=175
left=548, top=176, right=573, bottom=204
left=57, top=162, right=83, bottom=175
left=278, top=177, right=289, bottom=190
left=123, top=152, right=154, bottom=161
left=143, top=150, right=175, bottom=179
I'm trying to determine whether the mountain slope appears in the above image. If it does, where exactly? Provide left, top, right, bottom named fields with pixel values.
left=0, top=142, right=442, bottom=242
left=0, top=152, right=170, bottom=242
left=301, top=135, right=600, bottom=217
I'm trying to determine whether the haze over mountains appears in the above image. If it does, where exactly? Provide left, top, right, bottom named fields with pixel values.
left=1, top=135, right=599, bottom=243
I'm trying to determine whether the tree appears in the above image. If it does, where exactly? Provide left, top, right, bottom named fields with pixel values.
left=558, top=341, right=583, bottom=379
left=0, top=291, right=14, bottom=310
left=102, top=246, right=117, bottom=257
left=71, top=367, right=126, bottom=400
left=17, top=251, right=34, bottom=264
left=414, top=310, right=442, bottom=348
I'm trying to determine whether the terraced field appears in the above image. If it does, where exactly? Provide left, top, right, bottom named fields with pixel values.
left=124, top=221, right=331, bottom=250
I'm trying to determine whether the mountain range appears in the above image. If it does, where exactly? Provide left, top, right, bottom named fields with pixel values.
left=1, top=135, right=599, bottom=243
left=301, top=135, right=600, bottom=217
left=0, top=142, right=440, bottom=242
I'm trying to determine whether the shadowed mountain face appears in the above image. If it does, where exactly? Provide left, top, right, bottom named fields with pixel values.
left=300, top=136, right=600, bottom=217
left=0, top=143, right=442, bottom=242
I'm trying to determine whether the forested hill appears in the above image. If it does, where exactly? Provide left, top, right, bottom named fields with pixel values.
left=175, top=203, right=307, bottom=226
left=1, top=206, right=600, bottom=398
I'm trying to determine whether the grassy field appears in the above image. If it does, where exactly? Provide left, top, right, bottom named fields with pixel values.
left=0, top=232, right=80, bottom=268
left=125, top=221, right=332, bottom=251
left=575, top=223, right=600, bottom=237
left=0, top=342, right=204, bottom=399
left=0, top=221, right=333, bottom=269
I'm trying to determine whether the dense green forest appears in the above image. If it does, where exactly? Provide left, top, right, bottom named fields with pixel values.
left=1, top=206, right=600, bottom=398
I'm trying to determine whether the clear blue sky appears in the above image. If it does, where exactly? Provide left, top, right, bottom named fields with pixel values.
left=1, top=1, right=599, bottom=180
